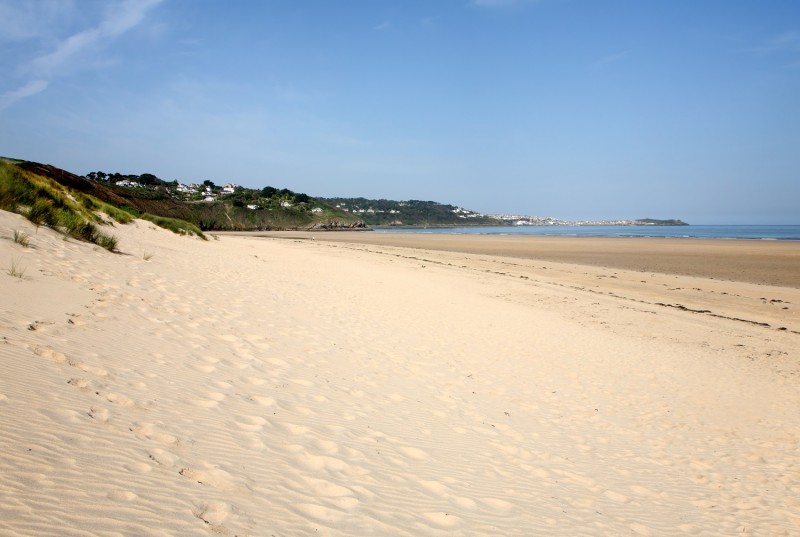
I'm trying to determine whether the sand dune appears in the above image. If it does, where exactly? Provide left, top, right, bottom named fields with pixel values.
left=2, top=211, right=799, bottom=536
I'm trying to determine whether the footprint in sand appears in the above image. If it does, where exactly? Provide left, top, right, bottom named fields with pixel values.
left=292, top=452, right=366, bottom=476
left=289, top=378, right=315, bottom=388
left=77, top=362, right=108, bottom=377
left=423, top=512, right=462, bottom=530
left=396, top=446, right=429, bottom=461
left=309, top=479, right=353, bottom=498
left=94, top=390, right=134, bottom=407
left=293, top=503, right=345, bottom=524
left=32, top=346, right=66, bottom=363
left=107, top=490, right=138, bottom=502
left=180, top=465, right=237, bottom=491
left=124, top=461, right=153, bottom=474
left=234, top=415, right=268, bottom=432
left=146, top=448, right=180, bottom=467
left=629, top=484, right=659, bottom=498
left=277, top=421, right=310, bottom=435
left=310, top=438, right=339, bottom=455
left=247, top=395, right=276, bottom=407
left=189, top=398, right=220, bottom=408
left=193, top=501, right=232, bottom=530
left=629, top=522, right=654, bottom=536
left=453, top=496, right=477, bottom=509
left=33, top=346, right=109, bottom=379
left=67, top=377, right=93, bottom=391
left=87, top=406, right=110, bottom=423
left=479, top=497, right=515, bottom=513
left=130, top=422, right=178, bottom=445
left=420, top=479, right=450, bottom=497
left=190, top=391, right=226, bottom=408
left=242, top=375, right=267, bottom=386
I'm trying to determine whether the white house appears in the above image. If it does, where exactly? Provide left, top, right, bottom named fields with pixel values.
left=176, top=183, right=195, bottom=193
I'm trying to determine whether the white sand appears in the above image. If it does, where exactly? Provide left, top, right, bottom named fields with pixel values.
left=1, top=210, right=799, bottom=536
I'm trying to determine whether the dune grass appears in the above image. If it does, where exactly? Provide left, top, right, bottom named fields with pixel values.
left=140, top=213, right=206, bottom=239
left=0, top=159, right=119, bottom=251
left=75, top=193, right=134, bottom=224
left=12, top=230, right=30, bottom=247
left=2, top=158, right=205, bottom=246
left=6, top=257, right=25, bottom=278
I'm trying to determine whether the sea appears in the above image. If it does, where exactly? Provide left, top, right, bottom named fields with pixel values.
left=374, top=225, right=800, bottom=241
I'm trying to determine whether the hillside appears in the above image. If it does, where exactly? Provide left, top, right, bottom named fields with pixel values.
left=5, top=159, right=363, bottom=232
left=3, top=158, right=687, bottom=232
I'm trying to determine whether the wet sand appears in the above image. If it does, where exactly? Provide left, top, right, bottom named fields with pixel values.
left=237, top=231, right=800, bottom=288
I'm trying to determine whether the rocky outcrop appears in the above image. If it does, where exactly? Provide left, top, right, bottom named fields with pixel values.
left=306, top=220, right=369, bottom=231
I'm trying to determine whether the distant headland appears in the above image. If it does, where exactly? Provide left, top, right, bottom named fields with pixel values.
left=1, top=158, right=686, bottom=234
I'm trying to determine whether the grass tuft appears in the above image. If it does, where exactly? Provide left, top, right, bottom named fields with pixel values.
left=94, top=232, right=118, bottom=252
left=6, top=257, right=26, bottom=278
left=12, top=230, right=30, bottom=247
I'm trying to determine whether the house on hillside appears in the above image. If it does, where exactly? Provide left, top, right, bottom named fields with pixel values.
left=176, top=183, right=196, bottom=194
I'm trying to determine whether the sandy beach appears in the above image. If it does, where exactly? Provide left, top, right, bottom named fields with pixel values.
left=2, top=212, right=799, bottom=536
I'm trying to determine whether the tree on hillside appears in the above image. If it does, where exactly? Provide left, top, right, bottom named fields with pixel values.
left=138, top=173, right=160, bottom=185
left=261, top=186, right=277, bottom=198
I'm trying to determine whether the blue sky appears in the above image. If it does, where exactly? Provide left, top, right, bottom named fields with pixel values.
left=1, top=0, right=798, bottom=224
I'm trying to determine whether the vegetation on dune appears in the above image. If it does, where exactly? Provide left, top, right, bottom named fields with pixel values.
left=1, top=158, right=119, bottom=251
left=12, top=230, right=30, bottom=247
left=139, top=213, right=206, bottom=239
left=6, top=257, right=26, bottom=278
left=1, top=158, right=210, bottom=242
